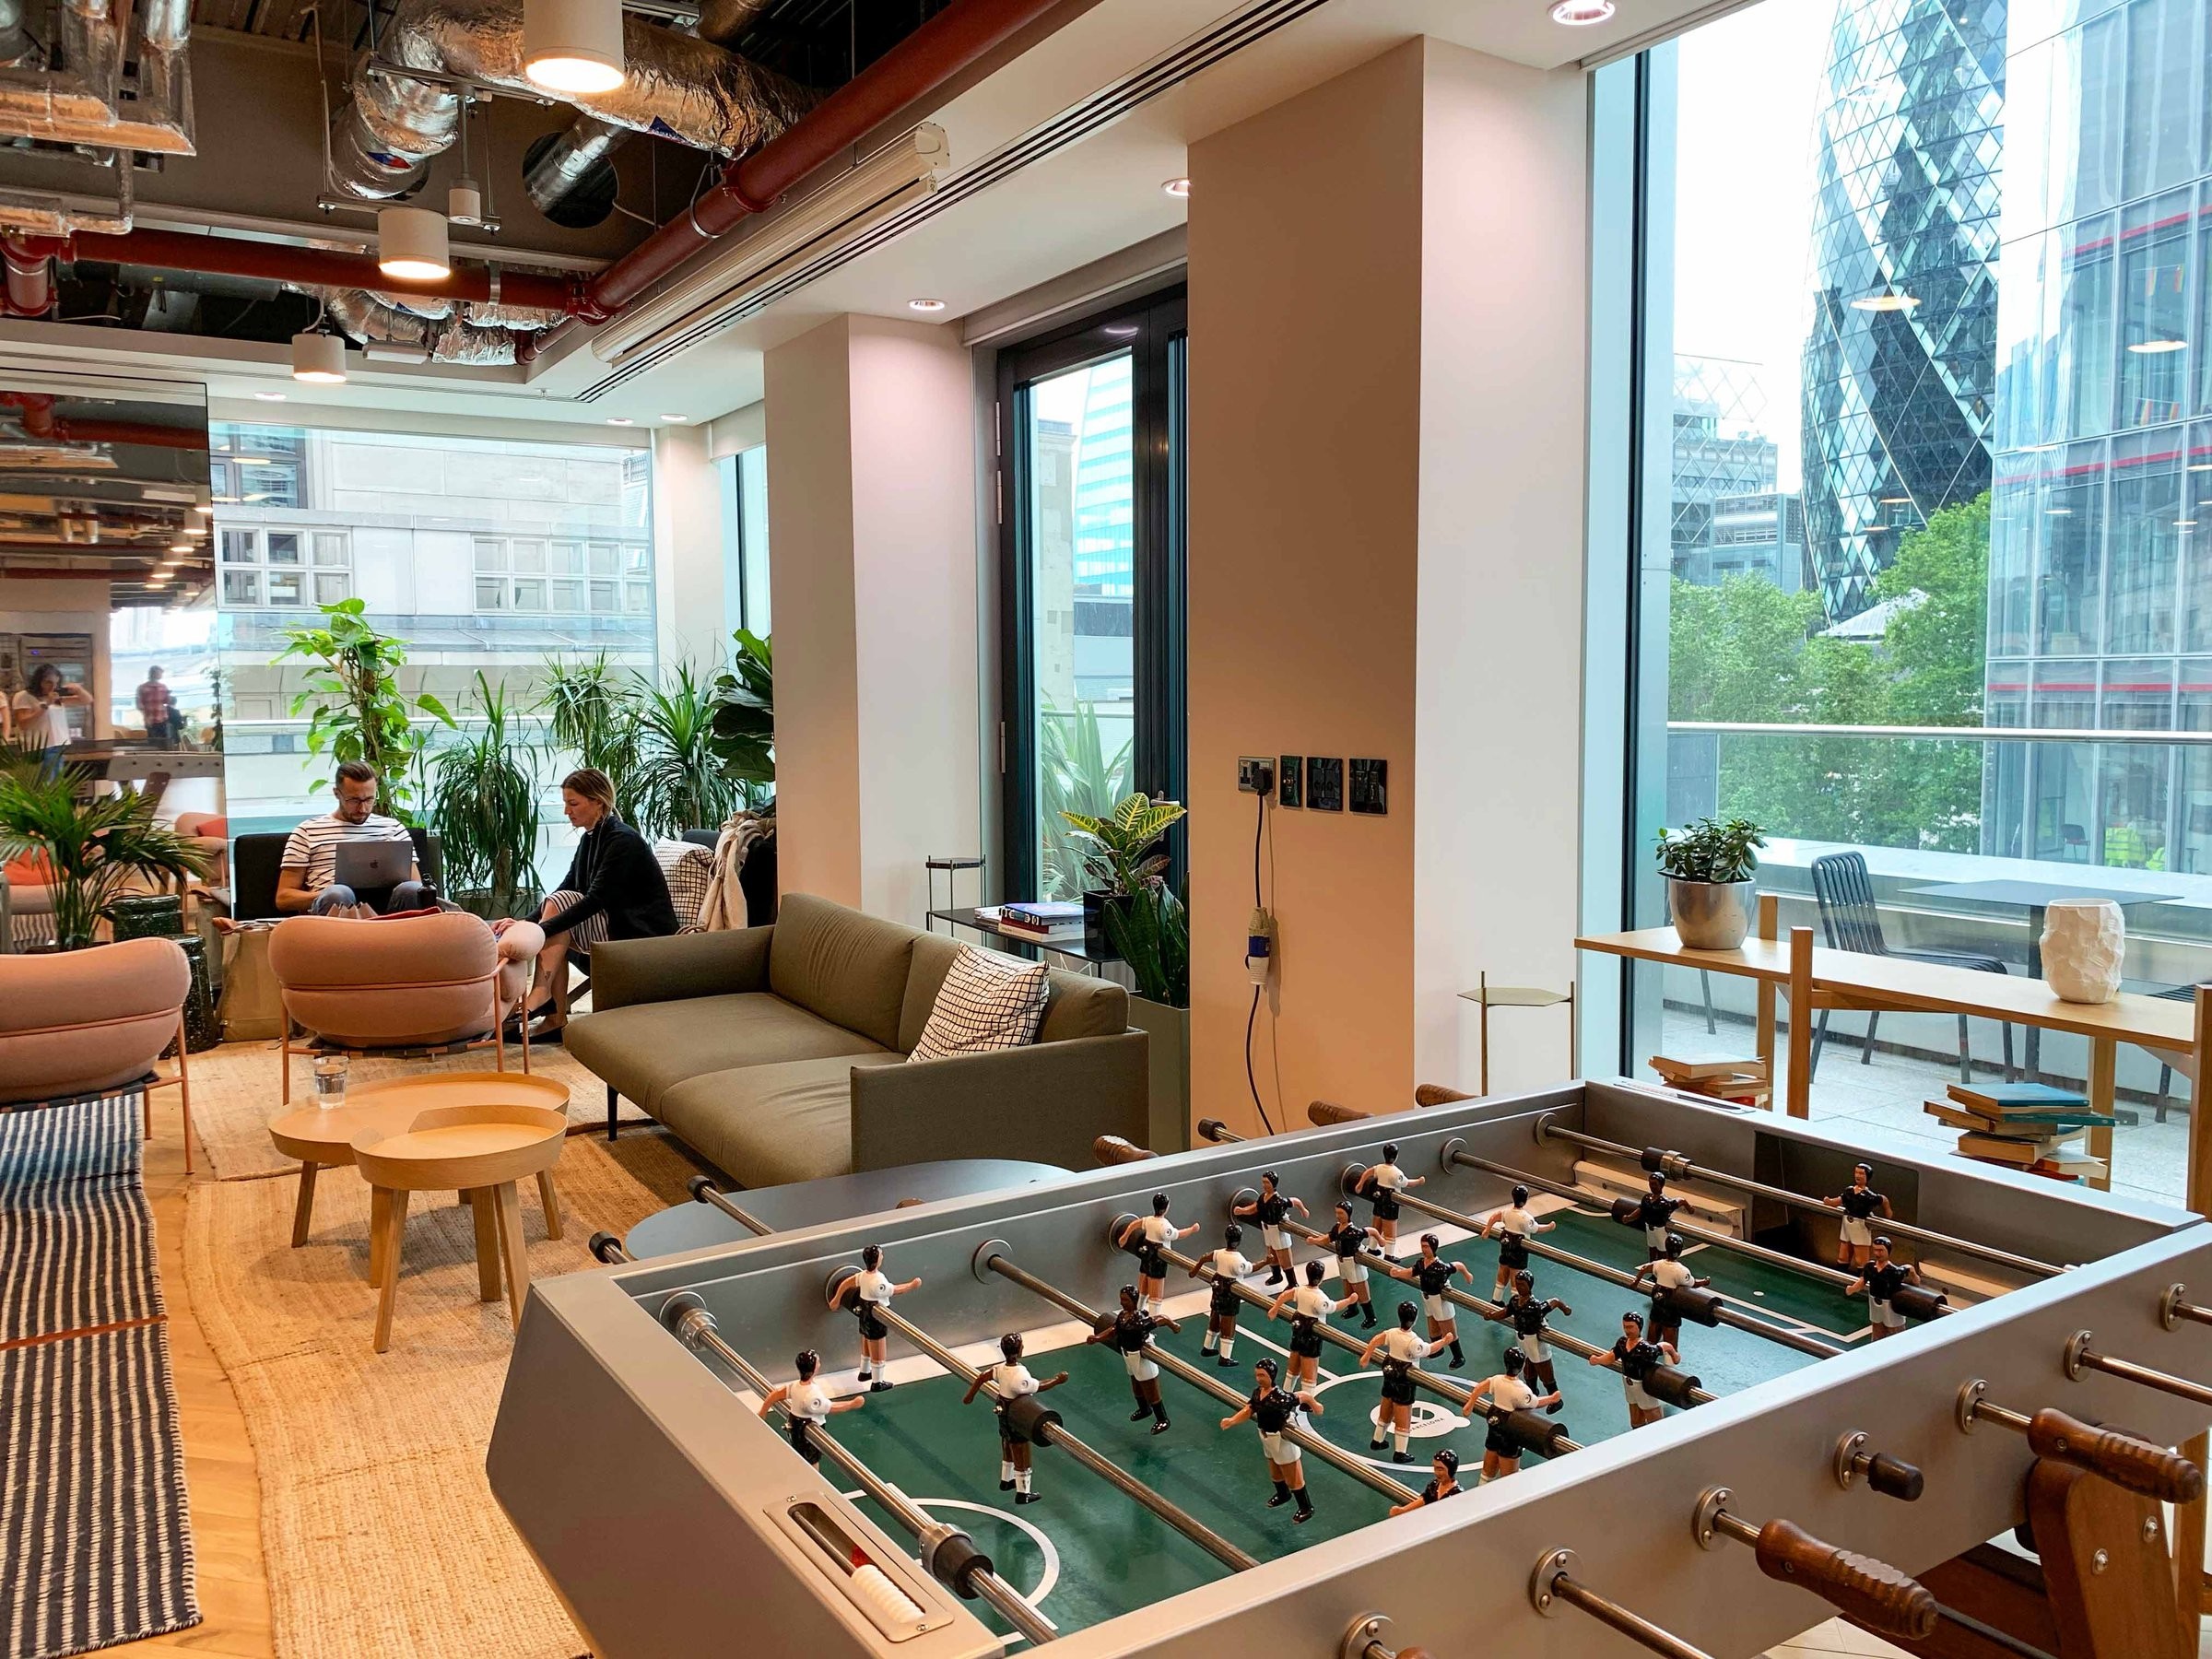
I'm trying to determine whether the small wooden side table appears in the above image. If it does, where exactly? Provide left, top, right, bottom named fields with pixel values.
left=351, top=1101, right=570, bottom=1353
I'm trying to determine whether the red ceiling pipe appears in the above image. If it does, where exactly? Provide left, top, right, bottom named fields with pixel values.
left=582, top=0, right=1065, bottom=320
left=2, top=236, right=65, bottom=317
left=68, top=229, right=604, bottom=318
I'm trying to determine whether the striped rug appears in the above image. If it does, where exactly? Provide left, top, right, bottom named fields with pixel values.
left=0, top=1094, right=199, bottom=1658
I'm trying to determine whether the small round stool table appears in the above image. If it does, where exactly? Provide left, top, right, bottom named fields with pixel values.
left=348, top=1100, right=570, bottom=1353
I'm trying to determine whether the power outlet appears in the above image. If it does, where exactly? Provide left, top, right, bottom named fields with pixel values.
left=1237, top=756, right=1276, bottom=796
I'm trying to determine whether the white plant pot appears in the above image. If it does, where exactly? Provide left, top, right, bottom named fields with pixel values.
left=2041, top=899, right=2124, bottom=1004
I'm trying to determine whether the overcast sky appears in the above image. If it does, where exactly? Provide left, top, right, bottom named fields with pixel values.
left=1673, top=0, right=1839, bottom=490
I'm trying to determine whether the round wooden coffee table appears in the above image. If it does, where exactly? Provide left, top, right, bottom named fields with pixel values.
left=351, top=1100, right=571, bottom=1353
left=266, top=1072, right=571, bottom=1280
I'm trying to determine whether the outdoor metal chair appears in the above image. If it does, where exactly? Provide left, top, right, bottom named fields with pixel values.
left=1808, top=851, right=2015, bottom=1085
left=2153, top=982, right=2202, bottom=1124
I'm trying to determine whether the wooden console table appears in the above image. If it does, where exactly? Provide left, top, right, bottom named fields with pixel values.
left=1577, top=895, right=2211, bottom=1215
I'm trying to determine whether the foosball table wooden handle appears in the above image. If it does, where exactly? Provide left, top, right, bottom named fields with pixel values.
left=1093, top=1135, right=1157, bottom=1165
left=1414, top=1083, right=1474, bottom=1106
left=2026, top=1408, right=2205, bottom=1502
left=1310, top=1100, right=1373, bottom=1125
left=1753, top=1518, right=1938, bottom=1640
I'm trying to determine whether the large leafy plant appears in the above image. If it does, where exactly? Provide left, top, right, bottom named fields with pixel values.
left=541, top=652, right=641, bottom=820
left=630, top=662, right=743, bottom=839
left=273, top=599, right=450, bottom=819
left=0, top=757, right=208, bottom=949
left=1060, top=794, right=1189, bottom=1007
left=1038, top=699, right=1132, bottom=900
left=705, top=628, right=774, bottom=813
left=1655, top=816, right=1766, bottom=885
left=425, top=673, right=543, bottom=920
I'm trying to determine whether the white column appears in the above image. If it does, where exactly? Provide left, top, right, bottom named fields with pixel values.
left=650, top=420, right=729, bottom=674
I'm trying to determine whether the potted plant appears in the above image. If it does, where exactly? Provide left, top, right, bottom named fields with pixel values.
left=703, top=629, right=778, bottom=918
left=425, top=673, right=543, bottom=920
left=273, top=598, right=452, bottom=820
left=1061, top=794, right=1190, bottom=1151
left=1655, top=816, right=1766, bottom=950
left=0, top=755, right=208, bottom=950
left=541, top=651, right=642, bottom=821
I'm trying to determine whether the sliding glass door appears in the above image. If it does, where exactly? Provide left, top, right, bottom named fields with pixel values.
left=997, top=290, right=1185, bottom=902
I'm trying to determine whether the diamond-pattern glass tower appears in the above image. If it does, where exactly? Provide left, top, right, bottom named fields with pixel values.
left=1801, top=0, right=2004, bottom=620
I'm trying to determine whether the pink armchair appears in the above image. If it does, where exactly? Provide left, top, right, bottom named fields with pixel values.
left=267, top=911, right=545, bottom=1102
left=0, top=936, right=195, bottom=1167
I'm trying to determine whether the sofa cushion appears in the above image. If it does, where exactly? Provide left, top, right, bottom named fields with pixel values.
left=909, top=944, right=1048, bottom=1060
left=655, top=1053, right=906, bottom=1188
left=653, top=838, right=714, bottom=928
left=900, top=932, right=1129, bottom=1052
left=766, top=892, right=915, bottom=1050
left=563, top=991, right=888, bottom=1115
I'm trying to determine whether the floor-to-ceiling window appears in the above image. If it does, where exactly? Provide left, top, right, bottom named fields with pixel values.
left=719, top=443, right=771, bottom=635
left=995, top=290, right=1186, bottom=900
left=1593, top=0, right=2212, bottom=1206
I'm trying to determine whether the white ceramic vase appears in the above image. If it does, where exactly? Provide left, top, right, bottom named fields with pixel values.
left=2041, top=898, right=2125, bottom=1004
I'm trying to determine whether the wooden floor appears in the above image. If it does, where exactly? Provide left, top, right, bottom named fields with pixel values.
left=126, top=1097, right=276, bottom=1656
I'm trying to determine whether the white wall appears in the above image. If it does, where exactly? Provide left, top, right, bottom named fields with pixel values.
left=651, top=420, right=731, bottom=672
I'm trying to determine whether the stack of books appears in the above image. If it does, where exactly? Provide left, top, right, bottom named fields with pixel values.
left=1924, top=1081, right=2114, bottom=1181
left=1648, top=1053, right=1771, bottom=1106
left=994, top=900, right=1087, bottom=942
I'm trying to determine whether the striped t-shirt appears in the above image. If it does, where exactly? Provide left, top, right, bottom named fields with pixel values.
left=280, top=812, right=414, bottom=891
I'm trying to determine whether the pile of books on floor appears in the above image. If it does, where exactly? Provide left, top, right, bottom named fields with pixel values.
left=1648, top=1053, right=1771, bottom=1106
left=992, top=900, right=1087, bottom=942
left=1924, top=1081, right=2114, bottom=1182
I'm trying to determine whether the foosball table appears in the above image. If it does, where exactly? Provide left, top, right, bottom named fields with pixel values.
left=487, top=1077, right=2212, bottom=1659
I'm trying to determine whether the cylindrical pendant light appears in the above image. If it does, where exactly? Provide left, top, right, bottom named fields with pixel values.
left=524, top=0, right=626, bottom=94
left=448, top=178, right=484, bottom=228
left=291, top=330, right=347, bottom=384
left=377, top=205, right=451, bottom=281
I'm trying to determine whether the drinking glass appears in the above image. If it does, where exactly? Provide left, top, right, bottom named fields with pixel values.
left=312, top=1053, right=349, bottom=1111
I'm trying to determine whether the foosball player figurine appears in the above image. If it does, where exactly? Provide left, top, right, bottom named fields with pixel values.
left=1118, top=1192, right=1200, bottom=1316
left=1324, top=1201, right=1384, bottom=1328
left=1266, top=1258, right=1357, bottom=1390
left=1088, top=1285, right=1181, bottom=1432
left=1630, top=1233, right=1710, bottom=1353
left=1380, top=1233, right=1477, bottom=1369
left=1388, top=1448, right=1464, bottom=1516
left=1616, top=1171, right=1683, bottom=1261
left=1822, top=1163, right=1892, bottom=1267
left=1232, top=1171, right=1308, bottom=1286
left=1218, top=1357, right=1324, bottom=1524
left=757, top=1349, right=865, bottom=1464
left=1585, top=1309, right=1678, bottom=1429
left=1358, top=1300, right=1448, bottom=1463
left=1493, top=1268, right=1572, bottom=1415
left=1191, top=1223, right=1254, bottom=1368
left=1844, top=1234, right=1921, bottom=1341
left=1473, top=1348, right=1559, bottom=1481
left=1357, top=1142, right=1425, bottom=1249
left=960, top=1333, right=1069, bottom=1505
left=1478, top=1183, right=1555, bottom=1298
left=830, top=1244, right=923, bottom=1392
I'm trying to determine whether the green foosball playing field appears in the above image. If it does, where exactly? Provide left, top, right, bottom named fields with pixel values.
left=814, top=1208, right=1855, bottom=1643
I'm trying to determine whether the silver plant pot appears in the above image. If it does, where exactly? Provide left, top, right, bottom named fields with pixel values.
left=1667, top=877, right=1756, bottom=951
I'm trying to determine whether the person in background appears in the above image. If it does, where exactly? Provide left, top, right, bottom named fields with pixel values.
left=135, top=665, right=178, bottom=747
left=497, top=767, right=677, bottom=1036
left=276, top=760, right=432, bottom=915
left=12, top=664, right=91, bottom=779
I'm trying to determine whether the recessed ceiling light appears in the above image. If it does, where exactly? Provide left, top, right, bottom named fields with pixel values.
left=1549, top=0, right=1613, bottom=20
left=907, top=298, right=947, bottom=313
left=253, top=391, right=287, bottom=402
left=169, top=541, right=192, bottom=552
left=2128, top=338, right=2187, bottom=354
left=376, top=205, right=451, bottom=282
left=1878, top=494, right=1912, bottom=504
left=2189, top=462, right=2212, bottom=472
left=1101, top=323, right=1140, bottom=339
left=523, top=0, right=627, bottom=94
left=1160, top=177, right=1192, bottom=198
left=606, top=417, right=632, bottom=426
left=2046, top=506, right=2074, bottom=515
left=1851, top=288, right=1919, bottom=312
left=658, top=413, right=688, bottom=422
left=237, top=455, right=273, bottom=466
left=2178, top=520, right=2199, bottom=529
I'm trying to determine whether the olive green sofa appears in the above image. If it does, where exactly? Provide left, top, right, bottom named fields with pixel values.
left=563, top=892, right=1147, bottom=1187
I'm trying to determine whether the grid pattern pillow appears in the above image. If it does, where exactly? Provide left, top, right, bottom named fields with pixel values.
left=909, top=944, right=1050, bottom=1061
left=652, top=839, right=715, bottom=929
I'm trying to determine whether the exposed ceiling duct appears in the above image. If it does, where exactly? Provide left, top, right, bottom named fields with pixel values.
left=327, top=0, right=814, bottom=202
left=312, top=286, right=544, bottom=365
left=0, top=0, right=194, bottom=156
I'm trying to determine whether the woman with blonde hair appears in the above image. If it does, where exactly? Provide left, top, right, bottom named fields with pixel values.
left=495, top=767, right=677, bottom=1035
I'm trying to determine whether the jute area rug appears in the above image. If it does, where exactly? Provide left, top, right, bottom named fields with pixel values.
left=184, top=1037, right=653, bottom=1182
left=183, top=1123, right=711, bottom=1659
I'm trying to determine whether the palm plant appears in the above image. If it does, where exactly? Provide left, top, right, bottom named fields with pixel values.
left=540, top=653, right=641, bottom=819
left=1060, top=793, right=1189, bottom=1006
left=0, top=756, right=208, bottom=949
left=425, top=673, right=543, bottom=919
left=1037, top=699, right=1132, bottom=899
left=705, top=628, right=775, bottom=814
left=630, top=662, right=742, bottom=839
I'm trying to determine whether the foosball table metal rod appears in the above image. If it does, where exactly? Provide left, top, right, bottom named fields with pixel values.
left=1337, top=1612, right=1432, bottom=1659
left=1525, top=1114, right=2065, bottom=1281
left=688, top=1175, right=774, bottom=1237
left=1956, top=1380, right=2206, bottom=1502
left=972, top=1244, right=1421, bottom=1505
left=588, top=1230, right=630, bottom=1265
left=858, top=1295, right=1261, bottom=1572
left=1529, top=1548, right=1717, bottom=1659
left=660, top=1291, right=1061, bottom=1646
left=2062, top=1330, right=2212, bottom=1409
left=2159, top=1281, right=2212, bottom=1331
left=1690, top=1487, right=1938, bottom=1640
left=1196, top=1118, right=1241, bottom=1143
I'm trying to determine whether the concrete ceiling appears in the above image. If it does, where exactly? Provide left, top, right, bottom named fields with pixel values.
left=6, top=0, right=1732, bottom=429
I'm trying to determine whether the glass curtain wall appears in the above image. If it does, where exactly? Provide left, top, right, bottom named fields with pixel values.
left=718, top=444, right=771, bottom=635
left=1594, top=0, right=2212, bottom=1206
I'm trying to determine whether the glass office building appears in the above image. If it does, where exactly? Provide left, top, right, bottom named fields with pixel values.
left=1801, top=0, right=2005, bottom=620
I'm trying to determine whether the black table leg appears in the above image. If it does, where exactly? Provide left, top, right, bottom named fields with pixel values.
left=2023, top=904, right=2045, bottom=1079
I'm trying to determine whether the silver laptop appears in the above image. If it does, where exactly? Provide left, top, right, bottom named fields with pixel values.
left=332, top=838, right=411, bottom=891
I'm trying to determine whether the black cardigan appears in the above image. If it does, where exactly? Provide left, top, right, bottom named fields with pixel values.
left=543, top=817, right=680, bottom=944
